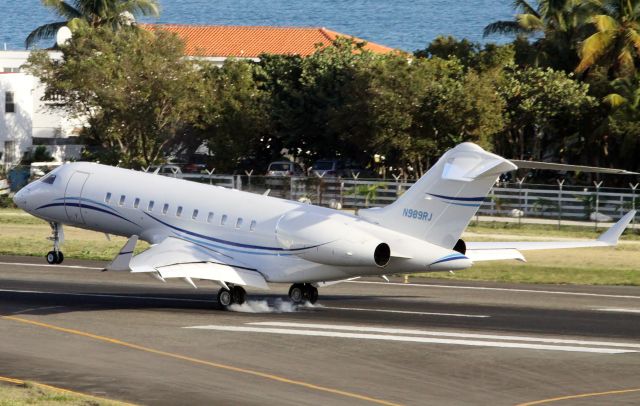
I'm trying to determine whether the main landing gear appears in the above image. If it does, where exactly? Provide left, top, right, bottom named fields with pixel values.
left=217, top=285, right=246, bottom=309
left=288, top=283, right=318, bottom=304
left=46, top=222, right=64, bottom=264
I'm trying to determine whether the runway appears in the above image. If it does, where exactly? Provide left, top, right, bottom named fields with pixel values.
left=1, top=255, right=639, bottom=405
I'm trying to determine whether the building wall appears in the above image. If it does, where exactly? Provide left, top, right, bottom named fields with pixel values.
left=0, top=72, right=34, bottom=166
left=0, top=51, right=83, bottom=167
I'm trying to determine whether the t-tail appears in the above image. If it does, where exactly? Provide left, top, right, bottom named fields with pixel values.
left=358, top=143, right=517, bottom=249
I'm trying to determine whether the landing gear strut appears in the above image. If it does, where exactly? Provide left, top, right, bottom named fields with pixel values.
left=217, top=285, right=246, bottom=309
left=288, top=283, right=318, bottom=304
left=46, top=222, right=64, bottom=264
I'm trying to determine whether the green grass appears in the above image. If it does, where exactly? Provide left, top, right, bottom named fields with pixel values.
left=1, top=209, right=638, bottom=285
left=0, top=210, right=148, bottom=261
left=0, top=381, right=129, bottom=405
left=466, top=220, right=640, bottom=240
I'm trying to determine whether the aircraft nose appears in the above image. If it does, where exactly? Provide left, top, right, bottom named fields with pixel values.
left=13, top=188, right=28, bottom=210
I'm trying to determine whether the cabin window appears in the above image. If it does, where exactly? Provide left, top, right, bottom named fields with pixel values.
left=105, top=192, right=112, bottom=203
left=133, top=198, right=140, bottom=209
left=162, top=203, right=169, bottom=215
left=192, top=209, right=199, bottom=220
left=147, top=200, right=154, bottom=211
left=119, top=195, right=126, bottom=206
left=220, top=214, right=227, bottom=226
left=176, top=206, right=183, bottom=217
left=235, top=217, right=243, bottom=229
left=207, top=212, right=214, bottom=223
left=250, top=220, right=257, bottom=232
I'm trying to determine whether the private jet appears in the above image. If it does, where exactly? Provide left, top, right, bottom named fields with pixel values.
left=12, top=143, right=637, bottom=308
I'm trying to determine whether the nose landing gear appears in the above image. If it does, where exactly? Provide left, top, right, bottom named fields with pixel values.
left=46, top=222, right=64, bottom=265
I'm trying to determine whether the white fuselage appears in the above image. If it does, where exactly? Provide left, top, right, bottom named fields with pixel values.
left=14, top=162, right=471, bottom=284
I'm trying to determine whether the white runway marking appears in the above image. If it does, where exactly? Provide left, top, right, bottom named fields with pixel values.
left=0, top=261, right=103, bottom=270
left=185, top=324, right=638, bottom=354
left=321, top=306, right=489, bottom=318
left=347, top=281, right=640, bottom=300
left=597, top=308, right=640, bottom=314
left=0, top=288, right=211, bottom=303
left=249, top=322, right=640, bottom=349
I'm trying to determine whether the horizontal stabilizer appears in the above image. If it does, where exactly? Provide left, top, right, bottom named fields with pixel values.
left=465, top=211, right=635, bottom=261
left=510, top=160, right=639, bottom=175
left=465, top=248, right=526, bottom=262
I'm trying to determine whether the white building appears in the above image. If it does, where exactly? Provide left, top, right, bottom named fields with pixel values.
left=0, top=51, right=83, bottom=168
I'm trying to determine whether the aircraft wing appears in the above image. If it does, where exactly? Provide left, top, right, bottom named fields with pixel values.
left=465, top=211, right=636, bottom=262
left=114, top=236, right=269, bottom=290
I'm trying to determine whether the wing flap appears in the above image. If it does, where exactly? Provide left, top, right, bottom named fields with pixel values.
left=156, top=262, right=268, bottom=290
left=128, top=237, right=268, bottom=290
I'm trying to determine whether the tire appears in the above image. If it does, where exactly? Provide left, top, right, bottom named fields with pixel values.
left=307, top=286, right=319, bottom=304
left=231, top=286, right=246, bottom=305
left=55, top=252, right=64, bottom=264
left=46, top=251, right=57, bottom=264
left=288, top=284, right=304, bottom=303
left=217, top=288, right=232, bottom=309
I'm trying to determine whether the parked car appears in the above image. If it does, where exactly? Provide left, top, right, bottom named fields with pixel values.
left=310, top=159, right=346, bottom=177
left=266, top=161, right=305, bottom=176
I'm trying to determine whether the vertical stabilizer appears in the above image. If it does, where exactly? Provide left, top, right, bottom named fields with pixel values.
left=359, top=143, right=516, bottom=249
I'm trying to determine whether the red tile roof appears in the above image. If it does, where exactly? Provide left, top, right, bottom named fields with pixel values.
left=140, top=24, right=396, bottom=57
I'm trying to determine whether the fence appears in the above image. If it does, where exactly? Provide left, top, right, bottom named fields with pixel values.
left=4, top=165, right=639, bottom=226
left=226, top=175, right=639, bottom=226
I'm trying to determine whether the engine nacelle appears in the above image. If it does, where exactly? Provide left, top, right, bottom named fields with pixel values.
left=300, top=240, right=390, bottom=267
left=276, top=211, right=390, bottom=268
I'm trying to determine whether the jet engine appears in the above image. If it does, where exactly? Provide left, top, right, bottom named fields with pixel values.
left=276, top=211, right=390, bottom=267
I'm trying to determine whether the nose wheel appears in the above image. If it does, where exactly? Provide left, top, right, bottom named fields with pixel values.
left=46, top=250, right=64, bottom=264
left=46, top=222, right=64, bottom=264
left=288, top=283, right=318, bottom=304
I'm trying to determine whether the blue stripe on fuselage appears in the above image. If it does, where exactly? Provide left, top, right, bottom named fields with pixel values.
left=35, top=202, right=140, bottom=227
left=143, top=212, right=324, bottom=253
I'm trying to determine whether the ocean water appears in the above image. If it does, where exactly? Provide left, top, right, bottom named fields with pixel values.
left=2, top=0, right=513, bottom=52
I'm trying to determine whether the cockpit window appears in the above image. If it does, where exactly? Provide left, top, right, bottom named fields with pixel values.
left=40, top=174, right=56, bottom=184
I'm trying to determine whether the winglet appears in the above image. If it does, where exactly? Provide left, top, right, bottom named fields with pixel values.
left=597, top=211, right=636, bottom=245
left=104, top=235, right=138, bottom=271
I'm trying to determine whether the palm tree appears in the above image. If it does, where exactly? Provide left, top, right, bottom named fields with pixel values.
left=26, top=0, right=159, bottom=49
left=576, top=0, right=640, bottom=77
left=484, top=0, right=599, bottom=71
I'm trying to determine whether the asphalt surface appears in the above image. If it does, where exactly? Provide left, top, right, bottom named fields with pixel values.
left=1, top=255, right=639, bottom=406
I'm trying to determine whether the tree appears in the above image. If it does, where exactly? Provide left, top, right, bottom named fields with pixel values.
left=26, top=0, right=159, bottom=49
left=576, top=0, right=640, bottom=77
left=368, top=56, right=505, bottom=176
left=484, top=0, right=599, bottom=72
left=258, top=38, right=378, bottom=167
left=415, top=36, right=515, bottom=72
left=602, top=74, right=640, bottom=170
left=495, top=67, right=597, bottom=162
left=27, top=26, right=201, bottom=167
left=194, top=60, right=271, bottom=173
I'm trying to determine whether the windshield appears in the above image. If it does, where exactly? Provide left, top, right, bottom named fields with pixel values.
left=40, top=174, right=56, bottom=184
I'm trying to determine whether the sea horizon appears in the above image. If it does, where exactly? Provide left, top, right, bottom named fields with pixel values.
left=2, top=0, right=513, bottom=52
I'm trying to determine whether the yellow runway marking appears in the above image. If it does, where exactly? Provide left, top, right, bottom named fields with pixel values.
left=2, top=315, right=402, bottom=406
left=517, top=388, right=640, bottom=405
left=0, top=375, right=137, bottom=405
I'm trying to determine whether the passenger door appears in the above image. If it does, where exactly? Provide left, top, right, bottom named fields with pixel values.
left=64, top=171, right=90, bottom=224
